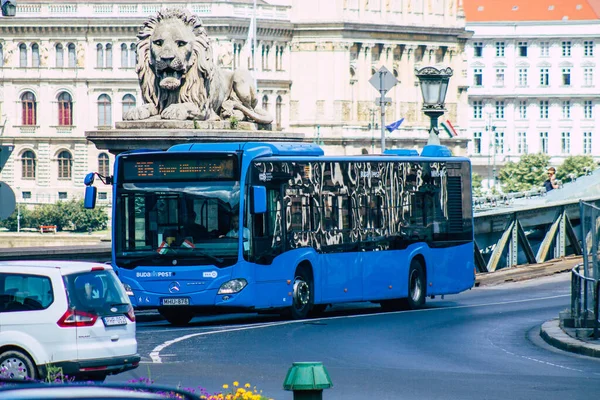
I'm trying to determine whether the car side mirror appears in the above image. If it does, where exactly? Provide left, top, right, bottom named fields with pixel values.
left=251, top=186, right=267, bottom=214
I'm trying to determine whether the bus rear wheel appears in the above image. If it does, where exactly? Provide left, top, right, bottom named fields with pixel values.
left=380, top=259, right=426, bottom=311
left=288, top=266, right=314, bottom=320
left=159, top=307, right=195, bottom=325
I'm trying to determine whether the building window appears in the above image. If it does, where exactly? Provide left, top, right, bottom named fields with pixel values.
left=19, top=43, right=27, bottom=67
left=473, top=42, right=483, bottom=57
left=22, top=191, right=31, bottom=200
left=561, top=68, right=571, bottom=86
left=130, top=43, right=136, bottom=67
left=540, top=68, right=549, bottom=86
left=0, top=44, right=3, bottom=67
left=495, top=101, right=505, bottom=119
left=122, top=94, right=136, bottom=117
left=518, top=41, right=527, bottom=57
left=583, top=132, right=593, bottom=154
left=518, top=101, right=527, bottom=119
left=584, top=41, right=594, bottom=57
left=562, top=101, right=571, bottom=119
left=473, top=132, right=482, bottom=154
left=473, top=68, right=482, bottom=86
left=58, top=92, right=73, bottom=126
left=55, top=43, right=64, bottom=67
left=584, top=100, right=593, bottom=119
left=58, top=192, right=68, bottom=200
left=539, top=100, right=549, bottom=119
left=561, top=132, right=571, bottom=153
left=540, top=42, right=550, bottom=57
left=517, top=132, right=527, bottom=154
left=98, top=153, right=110, bottom=176
left=261, top=44, right=270, bottom=71
left=96, top=44, right=104, bottom=68
left=517, top=68, right=528, bottom=86
left=21, top=91, right=36, bottom=125
left=98, top=192, right=108, bottom=201
left=540, top=132, right=549, bottom=153
left=276, top=96, right=282, bottom=130
left=495, top=68, right=504, bottom=86
left=67, top=43, right=76, bottom=67
left=120, top=43, right=128, bottom=67
left=473, top=101, right=483, bottom=119
left=276, top=45, right=284, bottom=71
left=105, top=44, right=113, bottom=68
left=495, top=42, right=505, bottom=57
left=32, top=43, right=39, bottom=67
left=97, top=94, right=112, bottom=127
left=584, top=68, right=593, bottom=86
left=248, top=43, right=255, bottom=70
left=494, top=131, right=504, bottom=153
left=562, top=41, right=571, bottom=56
left=262, top=95, right=269, bottom=113
left=233, top=43, right=241, bottom=69
left=21, top=150, right=36, bottom=179
left=57, top=151, right=72, bottom=180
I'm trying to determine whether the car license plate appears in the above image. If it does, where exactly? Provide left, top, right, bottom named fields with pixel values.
left=161, top=297, right=190, bottom=306
left=103, top=315, right=128, bottom=326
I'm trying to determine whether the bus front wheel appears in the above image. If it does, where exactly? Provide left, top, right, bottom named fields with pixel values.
left=159, top=307, right=195, bottom=325
left=288, top=266, right=314, bottom=320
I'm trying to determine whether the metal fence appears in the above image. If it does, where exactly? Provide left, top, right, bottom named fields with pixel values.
left=571, top=200, right=600, bottom=338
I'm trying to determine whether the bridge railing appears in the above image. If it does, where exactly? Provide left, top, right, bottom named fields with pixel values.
left=474, top=187, right=547, bottom=211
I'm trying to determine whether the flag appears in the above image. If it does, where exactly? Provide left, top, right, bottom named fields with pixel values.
left=385, top=118, right=404, bottom=133
left=441, top=120, right=458, bottom=138
left=181, top=239, right=195, bottom=249
left=157, top=241, right=170, bottom=254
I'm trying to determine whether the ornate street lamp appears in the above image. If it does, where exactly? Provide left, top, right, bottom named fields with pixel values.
left=1, top=0, right=16, bottom=16
left=414, top=66, right=453, bottom=145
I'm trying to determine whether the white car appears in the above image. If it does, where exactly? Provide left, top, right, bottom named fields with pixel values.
left=0, top=260, right=140, bottom=382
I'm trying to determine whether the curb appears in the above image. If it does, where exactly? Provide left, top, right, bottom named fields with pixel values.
left=540, top=319, right=600, bottom=358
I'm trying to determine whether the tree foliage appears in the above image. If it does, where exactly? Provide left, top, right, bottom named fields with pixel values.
left=554, top=155, right=597, bottom=183
left=472, top=172, right=484, bottom=196
left=497, top=153, right=550, bottom=193
left=0, top=200, right=108, bottom=232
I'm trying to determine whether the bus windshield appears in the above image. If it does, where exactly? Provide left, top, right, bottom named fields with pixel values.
left=114, top=181, right=242, bottom=268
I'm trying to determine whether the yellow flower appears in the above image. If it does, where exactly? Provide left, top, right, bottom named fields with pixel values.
left=233, top=381, right=239, bottom=387
left=244, top=383, right=251, bottom=388
left=223, top=384, right=229, bottom=389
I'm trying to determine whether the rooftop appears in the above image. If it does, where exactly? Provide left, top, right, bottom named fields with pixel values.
left=463, top=0, right=600, bottom=22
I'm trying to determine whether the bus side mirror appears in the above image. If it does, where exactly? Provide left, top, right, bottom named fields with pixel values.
left=84, top=172, right=95, bottom=186
left=251, top=186, right=267, bottom=214
left=84, top=186, right=97, bottom=209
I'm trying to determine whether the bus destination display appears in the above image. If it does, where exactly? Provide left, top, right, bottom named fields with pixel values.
left=122, top=157, right=236, bottom=181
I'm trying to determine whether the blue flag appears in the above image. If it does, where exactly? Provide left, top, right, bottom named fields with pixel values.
left=385, top=118, right=404, bottom=133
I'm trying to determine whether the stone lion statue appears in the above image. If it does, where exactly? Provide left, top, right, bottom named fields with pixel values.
left=123, top=8, right=273, bottom=125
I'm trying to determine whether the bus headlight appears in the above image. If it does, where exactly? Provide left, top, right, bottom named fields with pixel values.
left=122, top=283, right=134, bottom=297
left=218, top=279, right=248, bottom=295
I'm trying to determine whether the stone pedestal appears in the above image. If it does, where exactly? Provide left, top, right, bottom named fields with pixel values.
left=86, top=120, right=307, bottom=155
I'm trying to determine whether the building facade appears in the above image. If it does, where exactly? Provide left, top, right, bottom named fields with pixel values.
left=464, top=0, right=600, bottom=189
left=0, top=0, right=470, bottom=212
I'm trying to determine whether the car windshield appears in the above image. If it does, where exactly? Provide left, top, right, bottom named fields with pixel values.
left=114, top=181, right=244, bottom=268
left=64, top=269, right=130, bottom=313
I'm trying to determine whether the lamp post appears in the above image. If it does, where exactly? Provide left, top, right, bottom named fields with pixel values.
left=414, top=66, right=453, bottom=146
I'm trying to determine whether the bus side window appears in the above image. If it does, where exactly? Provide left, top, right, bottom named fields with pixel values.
left=251, top=189, right=283, bottom=263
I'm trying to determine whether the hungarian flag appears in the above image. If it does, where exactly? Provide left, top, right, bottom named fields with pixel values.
left=181, top=239, right=195, bottom=249
left=441, top=120, right=458, bottom=138
left=157, top=241, right=170, bottom=254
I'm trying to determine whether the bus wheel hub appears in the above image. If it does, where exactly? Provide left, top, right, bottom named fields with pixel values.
left=293, top=279, right=309, bottom=307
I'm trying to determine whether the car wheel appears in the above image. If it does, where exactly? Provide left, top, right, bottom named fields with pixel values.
left=289, top=265, right=313, bottom=320
left=0, top=350, right=37, bottom=381
left=159, top=307, right=195, bottom=325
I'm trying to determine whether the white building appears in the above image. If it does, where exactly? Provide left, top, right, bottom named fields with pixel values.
left=464, top=0, right=600, bottom=189
left=0, top=0, right=470, bottom=212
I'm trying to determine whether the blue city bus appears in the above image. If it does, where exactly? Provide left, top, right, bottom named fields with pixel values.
left=84, top=142, right=475, bottom=325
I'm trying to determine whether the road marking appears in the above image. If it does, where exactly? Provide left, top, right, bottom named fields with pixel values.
left=148, top=294, right=570, bottom=363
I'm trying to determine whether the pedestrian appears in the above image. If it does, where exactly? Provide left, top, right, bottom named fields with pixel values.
left=544, top=167, right=559, bottom=192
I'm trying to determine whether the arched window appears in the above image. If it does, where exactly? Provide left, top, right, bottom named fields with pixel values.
left=96, top=44, right=104, bottom=68
left=32, top=43, right=40, bottom=67
left=0, top=44, right=3, bottom=67
left=129, top=43, right=136, bottom=67
left=97, top=94, right=112, bottom=127
left=58, top=92, right=73, bottom=126
left=120, top=43, right=128, bottom=68
left=55, top=43, right=64, bottom=67
left=276, top=96, right=282, bottom=130
left=122, top=94, right=136, bottom=117
left=262, top=95, right=269, bottom=113
left=105, top=43, right=113, bottom=68
left=21, top=150, right=36, bottom=179
left=98, top=153, right=110, bottom=176
left=19, top=43, right=27, bottom=67
left=57, top=151, right=72, bottom=179
left=21, top=92, right=36, bottom=125
left=67, top=43, right=76, bottom=67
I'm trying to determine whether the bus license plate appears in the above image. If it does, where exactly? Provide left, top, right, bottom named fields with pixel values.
left=161, top=297, right=190, bottom=306
left=103, top=315, right=128, bottom=326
